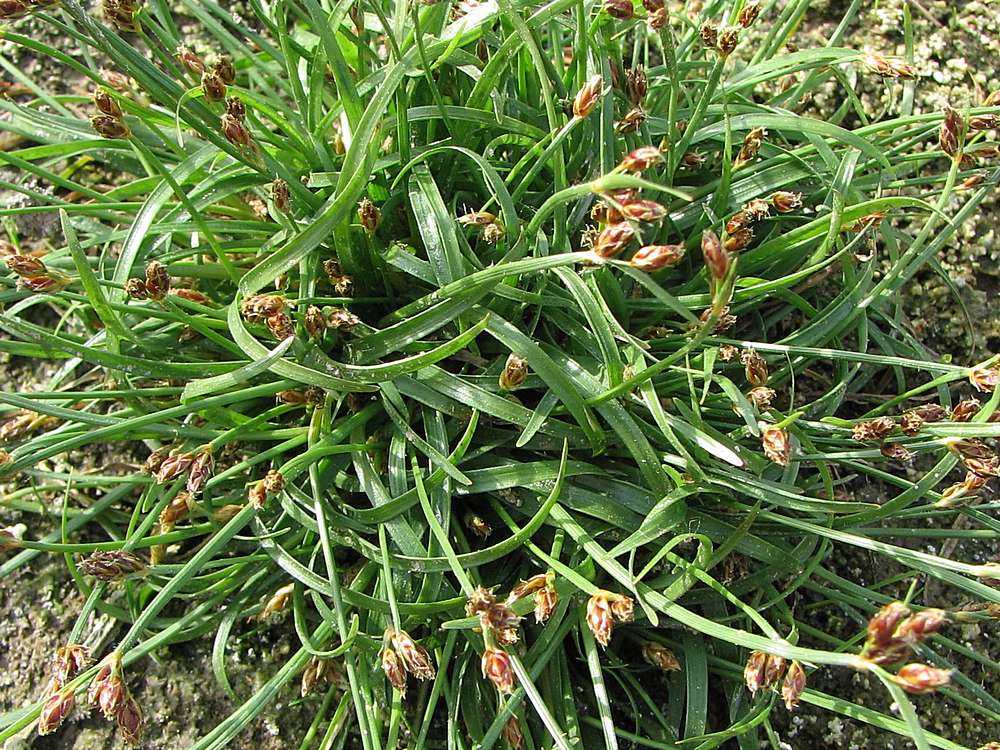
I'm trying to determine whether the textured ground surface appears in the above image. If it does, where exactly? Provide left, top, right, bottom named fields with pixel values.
left=1, top=0, right=999, bottom=748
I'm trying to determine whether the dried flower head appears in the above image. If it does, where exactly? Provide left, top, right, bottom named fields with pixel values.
left=620, top=199, right=666, bottom=222
left=38, top=687, right=76, bottom=736
left=259, top=583, right=294, bottom=619
left=642, top=641, right=681, bottom=672
left=116, top=693, right=143, bottom=746
left=213, top=55, right=236, bottom=85
left=87, top=651, right=126, bottom=719
left=272, top=178, right=290, bottom=212
left=610, top=593, right=634, bottom=622
left=951, top=398, right=981, bottom=422
left=852, top=416, right=896, bottom=442
left=573, top=75, right=603, bottom=119
left=381, top=646, right=407, bottom=694
left=940, top=106, right=963, bottom=159
left=262, top=469, right=284, bottom=494
left=861, top=52, right=916, bottom=80
left=625, top=66, right=648, bottom=106
left=391, top=630, right=436, bottom=680
left=587, top=591, right=615, bottom=647
left=603, top=0, right=633, bottom=20
left=761, top=425, right=791, bottom=466
left=534, top=586, right=558, bottom=623
left=80, top=550, right=147, bottom=582
left=620, top=146, right=662, bottom=172
left=771, top=191, right=802, bottom=213
left=893, top=663, right=952, bottom=694
left=741, top=349, right=768, bottom=387
left=248, top=482, right=268, bottom=510
left=501, top=715, right=524, bottom=749
left=738, top=1, right=760, bottom=27
left=717, top=27, right=739, bottom=57
left=185, top=446, right=214, bottom=494
left=701, top=229, right=729, bottom=280
left=743, top=198, right=771, bottom=221
left=91, top=114, right=131, bottom=139
left=970, top=367, right=999, bottom=392
left=646, top=6, right=667, bottom=30
left=700, top=21, right=719, bottom=49
left=747, top=386, right=776, bottom=411
left=222, top=114, right=252, bottom=147
left=52, top=644, right=91, bottom=684
left=615, top=106, right=646, bottom=134
left=464, top=512, right=492, bottom=539
left=500, top=353, right=529, bottom=390
left=781, top=661, right=806, bottom=710
left=177, top=46, right=205, bottom=75
left=735, top=127, right=766, bottom=167
left=358, top=198, right=380, bottom=235
left=465, top=585, right=497, bottom=617
left=629, top=244, right=685, bottom=272
left=481, top=647, right=515, bottom=694
left=158, top=491, right=194, bottom=531
left=213, top=504, right=245, bottom=523
left=93, top=88, right=123, bottom=118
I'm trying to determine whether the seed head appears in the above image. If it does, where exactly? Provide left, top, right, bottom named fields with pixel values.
left=500, top=353, right=528, bottom=390
left=610, top=593, right=634, bottom=622
left=381, top=646, right=407, bottom=694
left=743, top=198, right=771, bottom=221
left=620, top=146, right=662, bottom=172
left=466, top=585, right=497, bottom=617
left=735, top=127, right=766, bottom=168
left=899, top=410, right=924, bottom=436
left=738, top=1, right=760, bottom=27
left=625, top=66, right=648, bottom=106
left=224, top=96, right=245, bottom=120
left=646, top=6, right=667, bottom=30
left=509, top=573, right=549, bottom=601
left=392, top=630, right=436, bottom=680
left=38, top=687, right=76, bottom=736
left=852, top=416, right=896, bottom=442
left=912, top=403, right=946, bottom=422
left=573, top=75, right=603, bottom=119
left=534, top=586, right=558, bottom=623
left=642, top=641, right=681, bottom=672
left=213, top=55, right=236, bottom=85
left=91, top=114, right=131, bottom=139
left=747, top=386, right=776, bottom=411
left=620, top=199, right=666, bottom=222
left=201, top=72, right=227, bottom=103
left=259, top=582, right=294, bottom=619
left=266, top=312, right=296, bottom=340
left=940, top=106, right=964, bottom=159
left=52, top=644, right=91, bottom=684
left=629, top=244, right=685, bottom=272
left=272, top=179, right=290, bottom=212
left=615, top=106, right=646, bottom=134
left=700, top=21, right=719, bottom=49
left=80, top=550, right=147, bottom=582
left=603, top=0, right=633, bottom=20
left=0, top=0, right=28, bottom=19
left=262, top=469, right=284, bottom=494
left=481, top=647, right=515, bottom=694
left=741, top=349, right=768, bottom=387
left=87, top=651, right=125, bottom=719
left=124, top=278, right=148, bottom=300
left=862, top=52, right=916, bottom=80
left=951, top=398, right=981, bottom=422
left=501, top=716, right=524, bottom=749
left=185, top=446, right=215, bottom=494
left=358, top=198, right=380, bottom=235
left=222, top=114, right=252, bottom=147
left=894, top=609, right=947, bottom=644
left=304, top=305, right=325, bottom=338
left=480, top=601, right=522, bottom=634
left=142, top=259, right=169, bottom=301
left=771, top=191, right=802, bottom=213
left=701, top=229, right=729, bottom=280
left=761, top=425, right=791, bottom=466
left=93, top=88, right=123, bottom=118
left=213, top=503, right=245, bottom=523
left=116, top=693, right=143, bottom=746
left=717, top=27, right=739, bottom=57
left=593, top=222, right=636, bottom=259
left=587, top=591, right=615, bottom=647
left=893, top=663, right=952, bottom=695
left=158, top=491, right=194, bottom=531
left=248, top=482, right=268, bottom=510
left=970, top=367, right=999, bottom=392
left=781, top=661, right=806, bottom=710
left=743, top=651, right=765, bottom=692
left=724, top=227, right=753, bottom=252
left=465, top=512, right=492, bottom=539
left=5, top=254, right=47, bottom=277
left=458, top=211, right=497, bottom=227
left=174, top=46, right=205, bottom=76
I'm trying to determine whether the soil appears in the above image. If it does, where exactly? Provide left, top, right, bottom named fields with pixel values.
left=2, top=0, right=1000, bottom=749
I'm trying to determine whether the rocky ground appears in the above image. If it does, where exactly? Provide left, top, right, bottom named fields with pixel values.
left=2, top=0, right=1000, bottom=748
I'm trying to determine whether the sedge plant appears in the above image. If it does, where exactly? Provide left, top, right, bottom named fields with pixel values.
left=1, top=0, right=1000, bottom=748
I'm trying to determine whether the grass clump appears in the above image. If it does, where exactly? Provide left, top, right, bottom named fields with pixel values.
left=1, top=0, right=1000, bottom=748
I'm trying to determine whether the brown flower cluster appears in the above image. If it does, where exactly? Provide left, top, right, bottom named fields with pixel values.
left=381, top=629, right=436, bottom=695
left=743, top=651, right=806, bottom=709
